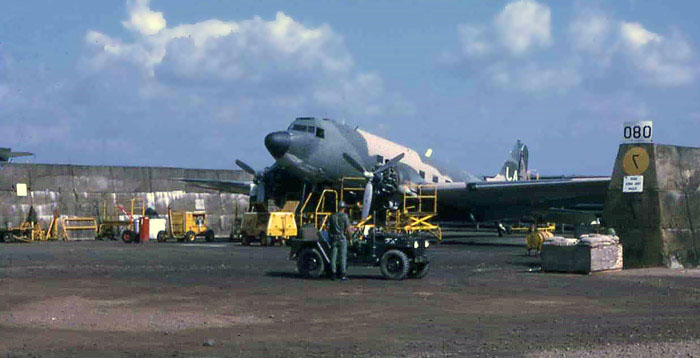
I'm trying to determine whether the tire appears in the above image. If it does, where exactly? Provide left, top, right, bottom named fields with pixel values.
left=408, top=262, right=430, bottom=279
left=241, top=236, right=251, bottom=246
left=297, top=248, right=325, bottom=279
left=121, top=230, right=134, bottom=243
left=157, top=230, right=166, bottom=242
left=185, top=231, right=196, bottom=242
left=205, top=229, right=215, bottom=242
left=380, top=250, right=410, bottom=280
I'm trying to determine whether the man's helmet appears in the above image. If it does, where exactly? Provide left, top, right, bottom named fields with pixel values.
left=338, top=200, right=347, bottom=209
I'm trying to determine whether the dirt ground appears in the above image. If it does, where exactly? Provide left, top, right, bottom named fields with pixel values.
left=1, top=231, right=698, bottom=357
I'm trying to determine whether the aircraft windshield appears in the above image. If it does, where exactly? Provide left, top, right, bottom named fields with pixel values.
left=290, top=124, right=317, bottom=134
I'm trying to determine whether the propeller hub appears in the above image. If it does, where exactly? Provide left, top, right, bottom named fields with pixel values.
left=264, top=131, right=291, bottom=159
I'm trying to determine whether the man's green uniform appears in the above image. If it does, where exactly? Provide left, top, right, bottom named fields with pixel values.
left=328, top=210, right=351, bottom=278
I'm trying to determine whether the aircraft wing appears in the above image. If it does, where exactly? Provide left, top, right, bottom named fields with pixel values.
left=176, top=178, right=252, bottom=194
left=9, top=151, right=33, bottom=158
left=434, top=177, right=610, bottom=221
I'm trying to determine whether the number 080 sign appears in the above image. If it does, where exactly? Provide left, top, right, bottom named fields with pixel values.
left=623, top=121, right=653, bottom=143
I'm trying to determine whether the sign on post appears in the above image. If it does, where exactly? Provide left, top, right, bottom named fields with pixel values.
left=622, top=175, right=644, bottom=193
left=16, top=183, right=27, bottom=197
left=623, top=121, right=653, bottom=143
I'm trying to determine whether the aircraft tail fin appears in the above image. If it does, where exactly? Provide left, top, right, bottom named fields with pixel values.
left=495, top=140, right=528, bottom=181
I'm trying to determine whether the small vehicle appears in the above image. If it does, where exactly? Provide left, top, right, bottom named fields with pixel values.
left=157, top=207, right=214, bottom=242
left=288, top=226, right=430, bottom=280
left=239, top=201, right=298, bottom=246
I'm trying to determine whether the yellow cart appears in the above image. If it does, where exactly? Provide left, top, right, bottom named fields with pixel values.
left=240, top=201, right=298, bottom=246
left=158, top=207, right=215, bottom=242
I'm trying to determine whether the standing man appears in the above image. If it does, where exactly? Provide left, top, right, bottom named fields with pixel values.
left=329, top=200, right=351, bottom=281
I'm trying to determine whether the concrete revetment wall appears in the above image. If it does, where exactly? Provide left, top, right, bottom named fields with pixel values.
left=603, top=143, right=700, bottom=268
left=0, top=164, right=250, bottom=236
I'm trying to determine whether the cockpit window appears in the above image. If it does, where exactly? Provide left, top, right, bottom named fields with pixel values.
left=315, top=127, right=325, bottom=139
left=291, top=124, right=316, bottom=133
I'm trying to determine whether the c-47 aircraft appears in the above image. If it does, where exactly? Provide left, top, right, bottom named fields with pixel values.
left=180, top=117, right=610, bottom=223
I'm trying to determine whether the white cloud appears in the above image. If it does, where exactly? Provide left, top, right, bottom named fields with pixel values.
left=457, top=24, right=491, bottom=57
left=488, top=63, right=581, bottom=93
left=122, top=0, right=166, bottom=35
left=449, top=1, right=573, bottom=93
left=570, top=13, right=612, bottom=54
left=81, top=3, right=409, bottom=124
left=494, top=0, right=552, bottom=55
left=448, top=2, right=699, bottom=92
left=616, top=23, right=696, bottom=86
left=619, top=22, right=661, bottom=49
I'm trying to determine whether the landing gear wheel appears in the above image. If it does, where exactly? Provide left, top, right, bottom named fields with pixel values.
left=185, top=231, right=196, bottom=242
left=380, top=250, right=410, bottom=280
left=204, top=229, right=215, bottom=242
left=297, top=248, right=325, bottom=279
left=157, top=230, right=166, bottom=242
left=408, top=262, right=430, bottom=279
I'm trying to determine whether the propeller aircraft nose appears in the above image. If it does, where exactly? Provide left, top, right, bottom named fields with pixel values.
left=264, top=131, right=291, bottom=159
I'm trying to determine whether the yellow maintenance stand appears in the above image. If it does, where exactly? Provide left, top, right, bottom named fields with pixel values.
left=338, top=178, right=442, bottom=242
left=386, top=184, right=442, bottom=242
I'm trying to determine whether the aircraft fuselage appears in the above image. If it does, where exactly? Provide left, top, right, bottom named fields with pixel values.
left=264, top=117, right=455, bottom=188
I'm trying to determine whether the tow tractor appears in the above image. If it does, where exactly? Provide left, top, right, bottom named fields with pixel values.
left=288, top=225, right=430, bottom=280
left=288, top=187, right=431, bottom=280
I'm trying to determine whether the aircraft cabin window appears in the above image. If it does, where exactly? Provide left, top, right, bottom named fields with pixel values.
left=315, top=128, right=325, bottom=139
left=432, top=175, right=439, bottom=183
left=376, top=155, right=384, bottom=163
left=419, top=170, right=425, bottom=179
left=292, top=124, right=308, bottom=132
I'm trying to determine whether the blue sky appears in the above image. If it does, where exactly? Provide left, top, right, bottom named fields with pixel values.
left=1, top=0, right=699, bottom=176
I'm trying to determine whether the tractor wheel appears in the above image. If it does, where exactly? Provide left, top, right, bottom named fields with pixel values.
left=380, top=250, right=410, bottom=280
left=205, top=229, right=215, bottom=242
left=297, top=248, right=325, bottom=279
left=408, top=262, right=430, bottom=279
left=185, top=231, right=196, bottom=242
left=121, top=230, right=134, bottom=243
left=157, top=230, right=166, bottom=242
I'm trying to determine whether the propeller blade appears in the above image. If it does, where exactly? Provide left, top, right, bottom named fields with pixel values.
left=361, top=181, right=373, bottom=220
left=375, top=153, right=404, bottom=174
left=342, top=153, right=369, bottom=176
left=235, top=160, right=257, bottom=176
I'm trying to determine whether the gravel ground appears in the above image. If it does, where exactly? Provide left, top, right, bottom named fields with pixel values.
left=1, top=232, right=698, bottom=357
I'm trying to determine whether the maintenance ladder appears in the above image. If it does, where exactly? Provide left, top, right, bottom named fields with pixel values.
left=386, top=184, right=442, bottom=242
left=299, top=189, right=338, bottom=231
